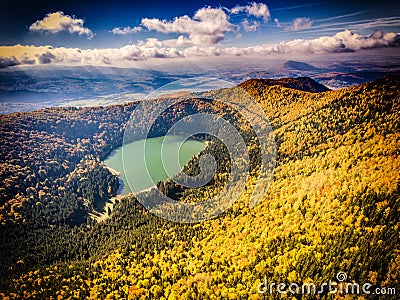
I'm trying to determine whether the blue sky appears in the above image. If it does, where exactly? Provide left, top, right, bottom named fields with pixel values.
left=0, top=0, right=399, bottom=68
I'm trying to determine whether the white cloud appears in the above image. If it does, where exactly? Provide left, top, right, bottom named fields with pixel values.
left=110, top=26, right=143, bottom=35
left=242, top=19, right=260, bottom=32
left=243, top=30, right=400, bottom=54
left=29, top=11, right=94, bottom=38
left=284, top=17, right=313, bottom=32
left=1, top=30, right=399, bottom=68
left=230, top=2, right=270, bottom=22
left=0, top=39, right=182, bottom=67
left=116, top=3, right=269, bottom=43
left=274, top=18, right=282, bottom=28
left=141, top=7, right=232, bottom=45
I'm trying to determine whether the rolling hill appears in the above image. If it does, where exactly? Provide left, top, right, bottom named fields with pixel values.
left=239, top=77, right=330, bottom=93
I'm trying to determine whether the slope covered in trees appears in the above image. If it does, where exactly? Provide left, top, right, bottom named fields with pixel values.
left=0, top=76, right=399, bottom=299
left=239, top=77, right=330, bottom=93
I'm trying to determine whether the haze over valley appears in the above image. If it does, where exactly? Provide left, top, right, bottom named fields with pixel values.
left=2, top=56, right=399, bottom=114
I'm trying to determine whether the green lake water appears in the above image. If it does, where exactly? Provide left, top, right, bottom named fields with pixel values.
left=104, top=136, right=205, bottom=194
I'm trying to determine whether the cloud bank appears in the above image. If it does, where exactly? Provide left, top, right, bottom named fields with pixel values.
left=29, top=11, right=94, bottom=38
left=141, top=7, right=232, bottom=45
left=127, top=3, right=270, bottom=44
left=1, top=30, right=399, bottom=68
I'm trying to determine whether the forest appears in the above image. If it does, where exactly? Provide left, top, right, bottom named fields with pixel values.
left=0, top=75, right=399, bottom=299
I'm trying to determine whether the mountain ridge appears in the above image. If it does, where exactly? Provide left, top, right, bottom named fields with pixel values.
left=239, top=76, right=330, bottom=93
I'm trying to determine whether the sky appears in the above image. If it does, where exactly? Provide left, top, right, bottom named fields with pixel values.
left=0, top=0, right=399, bottom=68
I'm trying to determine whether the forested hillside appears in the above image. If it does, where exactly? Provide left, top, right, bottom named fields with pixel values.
left=239, top=77, right=330, bottom=93
left=0, top=76, right=399, bottom=299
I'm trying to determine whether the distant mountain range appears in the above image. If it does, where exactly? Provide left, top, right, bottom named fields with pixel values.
left=0, top=66, right=180, bottom=95
left=244, top=59, right=400, bottom=89
left=0, top=66, right=183, bottom=113
left=0, top=59, right=399, bottom=114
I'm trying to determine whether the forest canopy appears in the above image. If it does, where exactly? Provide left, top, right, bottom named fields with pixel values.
left=0, top=75, right=399, bottom=299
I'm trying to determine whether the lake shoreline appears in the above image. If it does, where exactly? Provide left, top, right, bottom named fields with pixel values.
left=102, top=135, right=204, bottom=195
left=95, top=135, right=204, bottom=222
left=105, top=164, right=157, bottom=195
left=134, top=185, right=156, bottom=194
left=104, top=165, right=120, bottom=176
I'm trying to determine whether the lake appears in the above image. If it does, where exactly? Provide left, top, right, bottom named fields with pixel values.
left=104, top=136, right=205, bottom=194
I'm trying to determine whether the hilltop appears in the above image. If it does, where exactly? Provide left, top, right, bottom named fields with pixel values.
left=240, top=76, right=330, bottom=93
left=282, top=60, right=321, bottom=71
